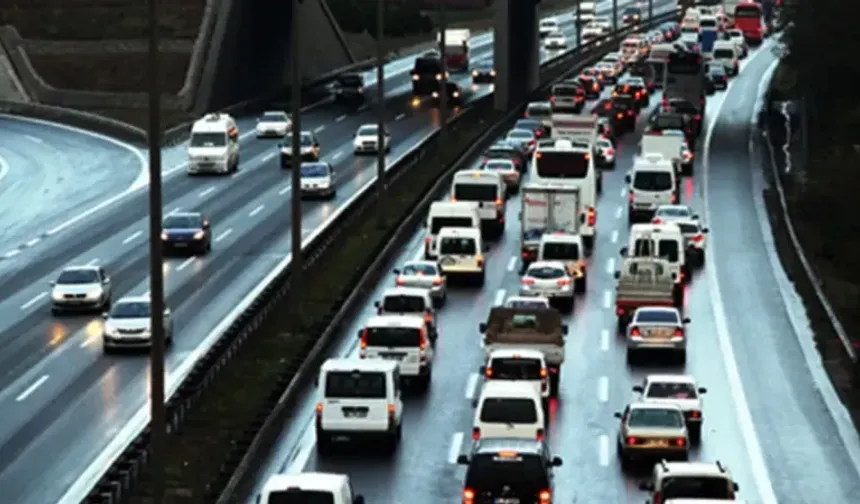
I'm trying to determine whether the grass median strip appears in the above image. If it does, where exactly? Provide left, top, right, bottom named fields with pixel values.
left=127, top=106, right=503, bottom=503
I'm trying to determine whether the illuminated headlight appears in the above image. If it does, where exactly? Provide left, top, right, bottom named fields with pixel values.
left=490, top=70, right=496, bottom=76
left=472, top=70, right=478, bottom=77
left=161, top=232, right=168, bottom=240
left=51, top=289, right=63, bottom=301
left=103, top=325, right=119, bottom=337
left=432, top=92, right=439, bottom=98
left=453, top=92, right=460, bottom=98
left=357, top=86, right=364, bottom=93
left=193, top=231, right=205, bottom=240
left=85, top=289, right=102, bottom=299
left=412, top=75, right=419, bottom=81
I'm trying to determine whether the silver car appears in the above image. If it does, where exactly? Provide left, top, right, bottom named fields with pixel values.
left=102, top=296, right=174, bottom=353
left=634, top=374, right=707, bottom=443
left=393, top=261, right=447, bottom=307
left=626, top=306, right=689, bottom=365
left=50, top=265, right=112, bottom=314
left=614, top=402, right=689, bottom=467
left=520, top=260, right=574, bottom=313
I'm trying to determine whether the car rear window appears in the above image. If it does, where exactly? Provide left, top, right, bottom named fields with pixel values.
left=479, top=398, right=538, bottom=423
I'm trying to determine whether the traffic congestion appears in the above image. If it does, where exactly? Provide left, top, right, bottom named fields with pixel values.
left=254, top=3, right=768, bottom=503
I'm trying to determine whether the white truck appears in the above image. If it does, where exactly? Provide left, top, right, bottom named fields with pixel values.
left=613, top=256, right=683, bottom=332
left=520, top=183, right=582, bottom=268
left=479, top=306, right=568, bottom=396
left=551, top=113, right=598, bottom=146
left=640, top=132, right=684, bottom=176
left=577, top=2, right=596, bottom=24
left=437, top=29, right=471, bottom=72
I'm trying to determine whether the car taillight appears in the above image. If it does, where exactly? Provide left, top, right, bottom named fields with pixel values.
left=674, top=437, right=686, bottom=447
left=419, top=328, right=428, bottom=350
left=694, top=114, right=702, bottom=121
left=691, top=234, right=704, bottom=242
left=616, top=307, right=625, bottom=316
left=606, top=147, right=615, bottom=155
left=670, top=192, right=677, bottom=203
left=432, top=276, right=443, bottom=286
left=463, top=488, right=475, bottom=504
left=652, top=218, right=663, bottom=224
left=628, top=191, right=634, bottom=202
left=535, top=130, right=543, bottom=137
left=616, top=113, right=623, bottom=119
left=396, top=277, right=405, bottom=286
left=536, top=428, right=545, bottom=441
left=586, top=207, right=596, bottom=227
left=472, top=427, right=481, bottom=440
left=673, top=328, right=684, bottom=338
left=627, top=110, right=634, bottom=116
left=521, top=278, right=535, bottom=285
left=359, top=329, right=368, bottom=349
left=626, top=436, right=638, bottom=445
left=387, top=403, right=396, bottom=424
left=593, top=83, right=599, bottom=91
left=315, top=402, right=323, bottom=427
left=476, top=255, right=484, bottom=267
left=556, top=278, right=572, bottom=287
left=690, top=410, right=701, bottom=419
left=549, top=96, right=556, bottom=103
left=424, top=312, right=433, bottom=324
left=539, top=490, right=551, bottom=504
left=495, top=198, right=503, bottom=207
left=653, top=491, right=662, bottom=504
left=630, top=327, right=641, bottom=337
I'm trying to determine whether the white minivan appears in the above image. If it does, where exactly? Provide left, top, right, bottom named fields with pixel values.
left=358, top=314, right=434, bottom=389
left=626, top=154, right=678, bottom=223
left=472, top=381, right=545, bottom=443
left=451, top=170, right=507, bottom=238
left=437, top=227, right=486, bottom=285
left=259, top=473, right=365, bottom=504
left=482, top=348, right=551, bottom=405
left=187, top=113, right=240, bottom=175
left=711, top=40, right=740, bottom=75
left=624, top=223, right=689, bottom=282
left=424, top=201, right=480, bottom=260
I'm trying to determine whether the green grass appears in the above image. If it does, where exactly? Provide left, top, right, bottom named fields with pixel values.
left=127, top=106, right=503, bottom=503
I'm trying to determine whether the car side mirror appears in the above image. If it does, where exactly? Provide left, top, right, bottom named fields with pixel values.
left=353, top=496, right=365, bottom=504
left=471, top=399, right=478, bottom=408
left=638, top=481, right=654, bottom=491
left=551, top=456, right=563, bottom=467
left=619, top=247, right=628, bottom=256
left=614, top=412, right=623, bottom=418
left=101, top=312, right=109, bottom=319
left=103, top=277, right=111, bottom=284
left=682, top=317, right=691, bottom=324
left=733, top=482, right=739, bottom=491
left=456, top=454, right=470, bottom=464
left=692, top=214, right=699, bottom=219
left=49, top=281, right=55, bottom=286
left=632, top=385, right=643, bottom=393
left=356, top=329, right=364, bottom=338
left=698, top=387, right=707, bottom=394
left=702, top=227, right=709, bottom=233
left=478, top=365, right=486, bottom=375
left=373, top=300, right=380, bottom=308
left=479, top=322, right=488, bottom=333
left=561, top=325, right=569, bottom=335
left=393, top=269, right=401, bottom=275
left=614, top=270, right=620, bottom=279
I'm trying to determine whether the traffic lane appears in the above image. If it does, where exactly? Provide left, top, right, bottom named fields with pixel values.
left=0, top=117, right=143, bottom=249
left=706, top=48, right=860, bottom=500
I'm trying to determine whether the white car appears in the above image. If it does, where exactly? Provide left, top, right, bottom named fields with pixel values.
left=727, top=29, right=748, bottom=58
left=299, top=161, right=335, bottom=199
left=50, top=265, right=112, bottom=314
left=626, top=306, right=689, bottom=365
left=520, top=260, right=575, bottom=313
left=634, top=374, right=708, bottom=443
left=504, top=295, right=550, bottom=309
left=483, top=348, right=551, bottom=404
left=102, top=296, right=173, bottom=353
left=543, top=32, right=567, bottom=50
left=259, top=473, right=365, bottom=504
left=255, top=110, right=291, bottom=138
left=472, top=381, right=545, bottom=442
left=358, top=314, right=434, bottom=389
left=640, top=461, right=740, bottom=500
left=353, top=124, right=391, bottom=154
left=651, top=204, right=708, bottom=266
left=538, top=18, right=560, bottom=38
left=392, top=260, right=447, bottom=307
left=652, top=204, right=696, bottom=222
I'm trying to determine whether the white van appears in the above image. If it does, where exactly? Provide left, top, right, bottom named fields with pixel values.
left=299, top=161, right=335, bottom=199
left=373, top=287, right=437, bottom=339
left=259, top=473, right=365, bottom=504
left=625, top=223, right=688, bottom=282
left=358, top=314, right=434, bottom=389
left=451, top=170, right=507, bottom=238
left=538, top=18, right=560, bottom=38
left=472, top=381, right=545, bottom=443
left=437, top=226, right=486, bottom=285
left=315, top=358, right=402, bottom=453
left=187, top=113, right=240, bottom=175
left=424, top=201, right=480, bottom=260
left=711, top=40, right=739, bottom=75
left=482, top=348, right=551, bottom=405
left=626, top=154, right=678, bottom=223
left=640, top=131, right=684, bottom=176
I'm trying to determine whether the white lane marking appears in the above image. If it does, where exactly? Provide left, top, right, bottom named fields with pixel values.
left=142, top=290, right=150, bottom=297
left=4, top=249, right=20, bottom=258
left=175, top=257, right=195, bottom=272
left=395, top=113, right=406, bottom=121
left=313, top=125, right=325, bottom=134
left=507, top=256, right=517, bottom=272
left=600, top=329, right=609, bottom=351
left=605, top=257, right=615, bottom=274
left=465, top=373, right=479, bottom=399
left=199, top=186, right=215, bottom=198
left=20, top=292, right=47, bottom=310
left=448, top=432, right=465, bottom=464
left=25, top=238, right=40, bottom=247
left=86, top=258, right=99, bottom=266
left=262, top=152, right=276, bottom=163
left=602, top=290, right=612, bottom=309
left=279, top=185, right=292, bottom=196
left=493, top=289, right=506, bottom=306
left=80, top=336, right=97, bottom=348
left=16, top=375, right=49, bottom=402
left=168, top=207, right=181, bottom=215
left=335, top=114, right=346, bottom=123
left=598, top=376, right=609, bottom=403
left=610, top=229, right=618, bottom=243
left=249, top=204, right=265, bottom=217
left=122, top=230, right=143, bottom=245
left=215, top=229, right=233, bottom=242
left=619, top=186, right=626, bottom=197
left=598, top=435, right=609, bottom=466
left=332, top=151, right=343, bottom=161
left=702, top=48, right=777, bottom=504
left=0, top=152, right=8, bottom=186
left=615, top=206, right=622, bottom=219
left=25, top=134, right=43, bottom=144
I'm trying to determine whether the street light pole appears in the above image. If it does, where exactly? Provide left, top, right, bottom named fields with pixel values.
left=576, top=0, right=582, bottom=48
left=437, top=2, right=448, bottom=139
left=146, top=0, right=166, bottom=502
left=290, top=0, right=303, bottom=285
left=648, top=0, right=653, bottom=23
left=612, top=0, right=618, bottom=32
left=376, top=0, right=386, bottom=228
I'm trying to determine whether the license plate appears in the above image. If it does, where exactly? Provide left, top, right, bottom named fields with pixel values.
left=344, top=410, right=367, bottom=418
left=173, top=242, right=188, bottom=247
left=381, top=354, right=404, bottom=360
left=494, top=499, right=520, bottom=504
left=645, top=328, right=672, bottom=339
left=645, top=439, right=669, bottom=447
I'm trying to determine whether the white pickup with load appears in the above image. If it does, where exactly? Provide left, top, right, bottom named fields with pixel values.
left=613, top=256, right=683, bottom=332
left=577, top=1, right=596, bottom=24
left=520, top=183, right=582, bottom=267
left=640, top=131, right=684, bottom=175
left=437, top=29, right=471, bottom=72
left=551, top=113, right=598, bottom=147
left=479, top=307, right=568, bottom=396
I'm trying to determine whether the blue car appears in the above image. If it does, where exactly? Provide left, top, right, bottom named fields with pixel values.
left=161, top=212, right=212, bottom=255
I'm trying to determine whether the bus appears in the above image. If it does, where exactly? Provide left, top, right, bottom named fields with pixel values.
left=663, top=50, right=705, bottom=115
left=733, top=1, right=764, bottom=44
left=529, top=138, right=598, bottom=250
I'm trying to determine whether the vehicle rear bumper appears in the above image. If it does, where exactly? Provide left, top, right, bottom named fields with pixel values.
left=621, top=446, right=688, bottom=460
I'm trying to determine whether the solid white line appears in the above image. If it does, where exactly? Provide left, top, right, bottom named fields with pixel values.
left=215, top=229, right=233, bottom=242
left=615, top=206, right=623, bottom=219
left=602, top=290, right=612, bottom=309
left=465, top=373, right=479, bottom=399
left=142, top=290, right=150, bottom=297
left=605, top=257, right=615, bottom=274
left=395, top=113, right=406, bottom=121
left=507, top=256, right=517, bottom=272
left=448, top=432, right=465, bottom=464
left=598, top=376, right=609, bottom=402
left=122, top=230, right=143, bottom=245
left=4, top=250, right=20, bottom=258
left=168, top=207, right=181, bottom=215
left=702, top=47, right=777, bottom=504
left=619, top=186, right=626, bottom=197
left=199, top=186, right=215, bottom=198
left=279, top=185, right=291, bottom=195
left=313, top=125, right=325, bottom=134
left=249, top=205, right=264, bottom=217
left=175, top=257, right=195, bottom=272
left=25, top=238, right=40, bottom=247
left=598, top=435, right=609, bottom=466
left=335, top=114, right=347, bottom=123
left=610, top=229, right=618, bottom=243
left=600, top=329, right=609, bottom=351
left=16, top=375, right=49, bottom=402
left=20, top=292, right=46, bottom=310
left=86, top=258, right=99, bottom=266
left=493, top=289, right=506, bottom=306
left=25, top=134, right=43, bottom=144
left=263, top=152, right=276, bottom=162
left=332, top=151, right=343, bottom=161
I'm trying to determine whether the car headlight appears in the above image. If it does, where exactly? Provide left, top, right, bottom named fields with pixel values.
left=104, top=325, right=118, bottom=337
left=51, top=290, right=63, bottom=301
left=86, top=289, right=102, bottom=299
left=193, top=230, right=205, bottom=240
left=472, top=70, right=478, bottom=77
left=161, top=232, right=168, bottom=240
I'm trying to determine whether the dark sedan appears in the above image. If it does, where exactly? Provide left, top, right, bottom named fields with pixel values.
left=161, top=212, right=212, bottom=255
left=481, top=140, right=529, bottom=171
left=471, top=62, right=496, bottom=84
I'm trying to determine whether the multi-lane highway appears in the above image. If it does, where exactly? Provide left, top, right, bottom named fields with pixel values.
left=242, top=40, right=860, bottom=503
left=0, top=115, right=145, bottom=256
left=0, top=2, right=669, bottom=503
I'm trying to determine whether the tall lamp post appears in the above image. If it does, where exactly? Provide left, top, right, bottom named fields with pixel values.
left=376, top=0, right=386, bottom=228
left=290, top=0, right=303, bottom=287
left=437, top=2, right=448, bottom=139
left=146, top=0, right=166, bottom=502
left=576, top=0, right=582, bottom=48
left=612, top=0, right=618, bottom=32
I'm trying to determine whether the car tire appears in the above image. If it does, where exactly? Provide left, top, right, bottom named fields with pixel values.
left=575, top=276, right=587, bottom=294
left=420, top=369, right=432, bottom=392
left=50, top=307, right=60, bottom=316
left=316, top=431, right=332, bottom=455
left=549, top=372, right=560, bottom=397
left=689, top=424, right=702, bottom=444
left=676, top=350, right=686, bottom=366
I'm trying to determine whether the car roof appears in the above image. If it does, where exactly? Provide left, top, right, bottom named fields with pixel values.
left=488, top=348, right=546, bottom=360
left=321, top=358, right=398, bottom=373
left=480, top=380, right=539, bottom=397
left=634, top=306, right=681, bottom=316
left=658, top=461, right=731, bottom=477
left=262, top=472, right=349, bottom=495
left=645, top=374, right=696, bottom=385
left=115, top=295, right=151, bottom=304
left=381, top=286, right=431, bottom=299
left=60, top=265, right=99, bottom=273
left=365, top=314, right=426, bottom=328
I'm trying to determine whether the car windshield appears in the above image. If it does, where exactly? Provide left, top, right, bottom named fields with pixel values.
left=267, top=490, right=334, bottom=504
left=646, top=382, right=698, bottom=399
left=189, top=132, right=226, bottom=147
left=515, top=120, right=541, bottom=131
left=402, top=263, right=437, bottom=276
left=163, top=215, right=201, bottom=229
left=262, top=112, right=285, bottom=121
left=627, top=407, right=683, bottom=428
left=439, top=237, right=477, bottom=255
left=633, top=171, right=673, bottom=191
left=466, top=452, right=550, bottom=490
left=527, top=266, right=565, bottom=279
left=541, top=242, right=580, bottom=260
left=429, top=216, right=473, bottom=234
left=57, top=269, right=99, bottom=284
left=381, top=295, right=425, bottom=313
left=479, top=398, right=538, bottom=423
left=713, top=49, right=734, bottom=59
left=337, top=74, right=362, bottom=86
left=661, top=476, right=733, bottom=499
left=489, top=358, right=542, bottom=380
left=454, top=183, right=497, bottom=202
left=110, top=301, right=151, bottom=318
left=357, top=125, right=377, bottom=136
left=301, top=164, right=328, bottom=177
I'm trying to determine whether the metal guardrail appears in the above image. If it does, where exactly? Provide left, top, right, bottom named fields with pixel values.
left=74, top=11, right=679, bottom=504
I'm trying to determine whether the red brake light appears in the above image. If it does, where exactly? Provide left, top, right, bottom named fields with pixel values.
left=673, top=328, right=684, bottom=337
left=539, top=490, right=551, bottom=504
left=674, top=437, right=686, bottom=447
left=463, top=488, right=475, bottom=504
left=419, top=328, right=429, bottom=350
left=472, top=427, right=481, bottom=441
left=424, top=311, right=433, bottom=324
left=630, top=327, right=641, bottom=337
left=670, top=192, right=678, bottom=203
left=540, top=367, right=548, bottom=378
left=626, top=436, right=638, bottom=445
left=536, top=428, right=545, bottom=441
left=549, top=96, right=556, bottom=103
left=652, top=218, right=663, bottom=224
left=521, top=278, right=536, bottom=285
left=628, top=191, right=634, bottom=202
left=606, top=148, right=615, bottom=155
left=694, top=114, right=702, bottom=121
left=691, top=234, right=704, bottom=243
left=586, top=207, right=596, bottom=227
left=690, top=410, right=701, bottom=419
left=627, top=110, right=633, bottom=116
left=616, top=307, right=624, bottom=316
left=315, top=402, right=323, bottom=415
left=360, top=329, right=368, bottom=348
left=556, top=278, right=572, bottom=286
left=616, top=113, right=623, bottom=119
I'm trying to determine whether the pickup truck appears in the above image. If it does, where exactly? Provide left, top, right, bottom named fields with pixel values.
left=479, top=307, right=568, bottom=396
left=613, top=256, right=683, bottom=332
